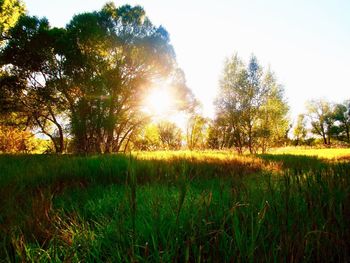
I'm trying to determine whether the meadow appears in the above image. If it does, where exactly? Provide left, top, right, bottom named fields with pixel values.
left=0, top=149, right=349, bottom=262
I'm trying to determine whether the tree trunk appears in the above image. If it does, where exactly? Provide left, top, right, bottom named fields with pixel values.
left=327, top=133, right=331, bottom=145
left=248, top=125, right=253, bottom=154
left=57, top=124, right=64, bottom=153
left=48, top=107, right=65, bottom=153
left=322, top=135, right=327, bottom=145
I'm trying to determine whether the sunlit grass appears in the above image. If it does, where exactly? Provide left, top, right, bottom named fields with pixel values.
left=269, top=147, right=350, bottom=159
left=134, top=150, right=246, bottom=161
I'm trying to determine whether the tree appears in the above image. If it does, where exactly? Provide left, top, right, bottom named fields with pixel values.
left=0, top=3, right=193, bottom=153
left=255, top=70, right=289, bottom=152
left=206, top=122, right=220, bottom=149
left=132, top=124, right=161, bottom=151
left=306, top=99, right=334, bottom=145
left=331, top=101, right=350, bottom=143
left=214, top=54, right=289, bottom=153
left=0, top=16, right=68, bottom=153
left=214, top=55, right=247, bottom=153
left=293, top=114, right=307, bottom=145
left=186, top=114, right=208, bottom=150
left=157, top=121, right=182, bottom=150
left=62, top=3, right=184, bottom=153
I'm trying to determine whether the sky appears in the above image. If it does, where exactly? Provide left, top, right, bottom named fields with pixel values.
left=24, top=0, right=350, bottom=121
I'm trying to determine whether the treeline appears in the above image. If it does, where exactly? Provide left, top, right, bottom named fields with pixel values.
left=0, top=0, right=349, bottom=154
left=294, top=99, right=350, bottom=146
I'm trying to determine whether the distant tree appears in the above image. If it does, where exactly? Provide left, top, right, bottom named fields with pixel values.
left=157, top=121, right=182, bottom=150
left=206, top=121, right=222, bottom=150
left=255, top=70, right=289, bottom=152
left=331, top=101, right=350, bottom=143
left=132, top=124, right=161, bottom=151
left=293, top=114, right=307, bottom=145
left=214, top=55, right=248, bottom=153
left=186, top=114, right=208, bottom=150
left=214, top=54, right=289, bottom=153
left=306, top=99, right=334, bottom=145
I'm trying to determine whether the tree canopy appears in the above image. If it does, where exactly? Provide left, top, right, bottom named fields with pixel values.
left=0, top=0, right=25, bottom=43
left=305, top=99, right=350, bottom=145
left=0, top=2, right=195, bottom=153
left=214, top=54, right=289, bottom=153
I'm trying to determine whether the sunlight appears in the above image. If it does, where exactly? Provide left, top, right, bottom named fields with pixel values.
left=144, top=86, right=174, bottom=117
left=142, top=85, right=188, bottom=130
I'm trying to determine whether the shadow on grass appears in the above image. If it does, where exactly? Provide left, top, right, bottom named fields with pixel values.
left=257, top=154, right=326, bottom=168
left=257, top=153, right=350, bottom=178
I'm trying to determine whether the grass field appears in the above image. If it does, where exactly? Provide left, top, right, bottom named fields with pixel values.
left=268, top=147, right=350, bottom=159
left=0, top=149, right=349, bottom=262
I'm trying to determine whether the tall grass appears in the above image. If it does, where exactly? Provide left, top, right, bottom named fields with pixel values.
left=0, top=150, right=349, bottom=262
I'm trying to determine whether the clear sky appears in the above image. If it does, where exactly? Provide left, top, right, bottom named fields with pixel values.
left=24, top=0, right=350, bottom=121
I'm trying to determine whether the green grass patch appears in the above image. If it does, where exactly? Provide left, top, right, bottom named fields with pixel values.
left=0, top=151, right=349, bottom=262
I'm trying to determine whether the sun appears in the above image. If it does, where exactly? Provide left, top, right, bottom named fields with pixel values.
left=142, top=84, right=189, bottom=131
left=144, top=86, right=173, bottom=117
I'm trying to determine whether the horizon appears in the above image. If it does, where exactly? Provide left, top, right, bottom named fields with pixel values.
left=24, top=0, right=350, bottom=121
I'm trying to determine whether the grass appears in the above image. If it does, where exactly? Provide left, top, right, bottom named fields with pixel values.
left=268, top=146, right=350, bottom=159
left=0, top=149, right=349, bottom=262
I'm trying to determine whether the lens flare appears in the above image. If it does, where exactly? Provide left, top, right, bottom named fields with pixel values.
left=144, top=87, right=173, bottom=116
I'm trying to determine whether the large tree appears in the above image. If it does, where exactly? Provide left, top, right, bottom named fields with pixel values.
left=62, top=3, right=188, bottom=153
left=214, top=54, right=289, bottom=153
left=0, top=16, right=68, bottom=153
left=0, top=2, right=193, bottom=153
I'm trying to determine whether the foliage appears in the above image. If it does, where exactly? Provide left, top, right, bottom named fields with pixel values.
left=255, top=70, right=289, bottom=152
left=0, top=125, right=36, bottom=153
left=331, top=100, right=350, bottom=143
left=306, top=99, right=350, bottom=145
left=0, top=0, right=25, bottom=43
left=157, top=121, right=182, bottom=150
left=132, top=124, right=161, bottom=151
left=214, top=54, right=289, bottom=153
left=206, top=121, right=221, bottom=149
left=0, top=15, right=68, bottom=152
left=186, top=114, right=208, bottom=150
left=133, top=121, right=187, bottom=151
left=0, top=112, right=42, bottom=153
left=306, top=99, right=334, bottom=145
left=0, top=3, right=194, bottom=154
left=63, top=3, right=192, bottom=153
left=293, top=114, right=307, bottom=145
